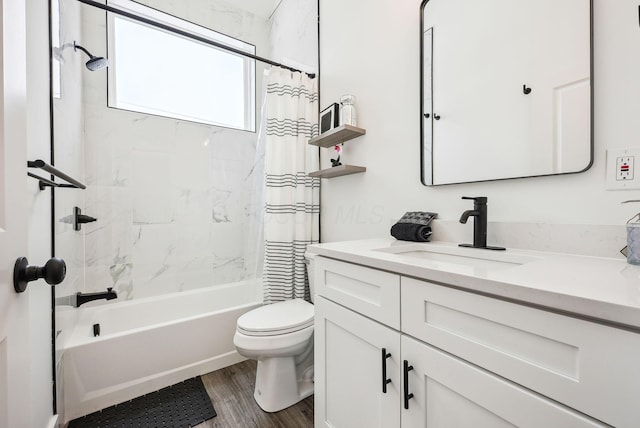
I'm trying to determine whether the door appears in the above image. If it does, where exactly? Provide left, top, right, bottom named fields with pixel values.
left=315, top=296, right=401, bottom=428
left=401, top=335, right=606, bottom=428
left=0, top=0, right=32, bottom=426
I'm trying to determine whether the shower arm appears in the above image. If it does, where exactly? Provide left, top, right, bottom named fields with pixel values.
left=73, top=43, right=96, bottom=59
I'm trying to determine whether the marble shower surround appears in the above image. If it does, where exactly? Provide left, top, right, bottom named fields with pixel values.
left=81, top=102, right=262, bottom=300
left=78, top=0, right=273, bottom=300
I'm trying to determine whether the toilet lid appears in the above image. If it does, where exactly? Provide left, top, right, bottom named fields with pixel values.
left=237, top=299, right=314, bottom=336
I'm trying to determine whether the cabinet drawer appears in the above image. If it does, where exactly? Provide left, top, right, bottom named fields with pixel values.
left=402, top=335, right=606, bottom=428
left=315, top=257, right=400, bottom=329
left=402, top=277, right=640, bottom=428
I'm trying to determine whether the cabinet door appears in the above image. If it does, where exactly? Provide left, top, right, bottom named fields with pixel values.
left=315, top=296, right=401, bottom=428
left=401, top=336, right=606, bottom=428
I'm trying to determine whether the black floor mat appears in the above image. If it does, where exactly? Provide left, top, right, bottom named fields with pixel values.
left=68, top=376, right=216, bottom=428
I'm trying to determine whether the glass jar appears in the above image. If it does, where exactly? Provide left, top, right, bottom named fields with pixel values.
left=340, top=94, right=357, bottom=126
left=627, top=222, right=640, bottom=265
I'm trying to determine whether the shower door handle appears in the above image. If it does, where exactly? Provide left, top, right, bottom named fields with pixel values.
left=381, top=348, right=392, bottom=393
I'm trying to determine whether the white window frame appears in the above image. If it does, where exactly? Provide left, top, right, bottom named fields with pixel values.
left=106, top=0, right=256, bottom=131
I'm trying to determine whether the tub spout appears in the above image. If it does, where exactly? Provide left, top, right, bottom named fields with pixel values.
left=76, top=287, right=118, bottom=307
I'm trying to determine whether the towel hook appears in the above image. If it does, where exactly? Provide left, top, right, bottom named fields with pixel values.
left=523, top=85, right=532, bottom=95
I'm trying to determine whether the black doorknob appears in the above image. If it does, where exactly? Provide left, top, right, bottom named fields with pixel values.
left=13, top=257, right=66, bottom=293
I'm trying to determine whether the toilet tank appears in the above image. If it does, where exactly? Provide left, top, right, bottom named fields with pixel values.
left=304, top=250, right=317, bottom=302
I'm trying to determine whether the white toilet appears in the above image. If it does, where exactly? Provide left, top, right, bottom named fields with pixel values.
left=233, top=251, right=317, bottom=412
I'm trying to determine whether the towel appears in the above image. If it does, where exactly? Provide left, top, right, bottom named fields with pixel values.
left=390, top=211, right=437, bottom=242
left=391, top=223, right=432, bottom=242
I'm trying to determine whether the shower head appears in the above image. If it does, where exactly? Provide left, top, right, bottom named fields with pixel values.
left=73, top=41, right=109, bottom=71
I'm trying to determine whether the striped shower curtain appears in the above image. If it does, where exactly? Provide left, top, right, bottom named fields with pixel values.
left=263, top=67, right=319, bottom=303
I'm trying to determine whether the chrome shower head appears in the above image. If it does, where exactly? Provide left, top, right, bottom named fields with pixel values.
left=73, top=41, right=108, bottom=71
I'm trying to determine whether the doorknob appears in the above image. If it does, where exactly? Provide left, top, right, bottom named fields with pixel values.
left=13, top=257, right=66, bottom=293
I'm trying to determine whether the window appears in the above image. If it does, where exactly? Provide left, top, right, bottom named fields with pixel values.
left=107, top=0, right=256, bottom=131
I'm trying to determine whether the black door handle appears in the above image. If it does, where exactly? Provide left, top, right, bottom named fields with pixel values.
left=403, top=360, right=414, bottom=409
left=14, top=257, right=66, bottom=293
left=382, top=348, right=392, bottom=393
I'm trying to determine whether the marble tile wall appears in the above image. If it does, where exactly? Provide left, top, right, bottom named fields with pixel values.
left=270, top=0, right=319, bottom=73
left=76, top=0, right=278, bottom=300
left=53, top=0, right=317, bottom=304
left=53, top=0, right=86, bottom=304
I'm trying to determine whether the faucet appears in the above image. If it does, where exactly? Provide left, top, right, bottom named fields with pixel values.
left=75, top=288, right=118, bottom=307
left=458, top=196, right=505, bottom=251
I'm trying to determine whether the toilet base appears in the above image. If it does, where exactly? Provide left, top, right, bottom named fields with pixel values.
left=253, top=355, right=314, bottom=412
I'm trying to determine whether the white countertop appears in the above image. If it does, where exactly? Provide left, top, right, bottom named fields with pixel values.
left=308, top=238, right=640, bottom=330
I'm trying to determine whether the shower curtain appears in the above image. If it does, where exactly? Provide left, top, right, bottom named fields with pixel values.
left=263, top=66, right=319, bottom=303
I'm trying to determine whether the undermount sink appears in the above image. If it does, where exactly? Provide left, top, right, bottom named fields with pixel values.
left=374, top=243, right=540, bottom=271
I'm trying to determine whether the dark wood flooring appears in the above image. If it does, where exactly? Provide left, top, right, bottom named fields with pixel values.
left=194, top=360, right=314, bottom=428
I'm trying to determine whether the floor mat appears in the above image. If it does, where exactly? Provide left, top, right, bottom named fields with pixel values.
left=68, top=376, right=217, bottom=428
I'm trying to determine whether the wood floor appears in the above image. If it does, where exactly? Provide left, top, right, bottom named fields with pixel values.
left=194, top=360, right=314, bottom=428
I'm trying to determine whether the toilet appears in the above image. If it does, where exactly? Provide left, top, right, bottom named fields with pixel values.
left=233, top=251, right=317, bottom=412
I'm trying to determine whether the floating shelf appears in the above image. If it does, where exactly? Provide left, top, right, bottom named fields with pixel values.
left=308, top=165, right=366, bottom=179
left=308, top=124, right=366, bottom=148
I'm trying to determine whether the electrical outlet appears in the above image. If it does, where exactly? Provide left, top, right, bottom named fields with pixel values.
left=616, top=156, right=634, bottom=181
left=607, top=148, right=640, bottom=190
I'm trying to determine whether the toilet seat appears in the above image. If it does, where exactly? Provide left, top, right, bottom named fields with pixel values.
left=237, top=299, right=314, bottom=337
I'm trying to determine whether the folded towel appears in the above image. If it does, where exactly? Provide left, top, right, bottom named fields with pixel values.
left=391, top=223, right=432, bottom=242
left=390, top=211, right=437, bottom=242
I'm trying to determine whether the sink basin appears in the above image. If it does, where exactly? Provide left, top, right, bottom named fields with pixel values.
left=374, top=243, right=540, bottom=271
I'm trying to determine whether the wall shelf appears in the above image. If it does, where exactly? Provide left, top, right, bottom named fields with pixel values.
left=308, top=124, right=366, bottom=147
left=308, top=165, right=366, bottom=179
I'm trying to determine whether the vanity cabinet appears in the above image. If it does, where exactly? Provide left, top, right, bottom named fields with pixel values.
left=314, top=256, right=640, bottom=428
left=315, top=296, right=400, bottom=428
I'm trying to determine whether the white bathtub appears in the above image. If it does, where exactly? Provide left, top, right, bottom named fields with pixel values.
left=62, top=279, right=262, bottom=422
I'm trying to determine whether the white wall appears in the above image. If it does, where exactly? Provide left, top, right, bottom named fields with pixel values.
left=319, top=0, right=640, bottom=257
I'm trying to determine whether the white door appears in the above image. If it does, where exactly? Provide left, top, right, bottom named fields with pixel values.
left=0, top=0, right=32, bottom=426
left=401, top=335, right=606, bottom=428
left=315, top=296, right=401, bottom=428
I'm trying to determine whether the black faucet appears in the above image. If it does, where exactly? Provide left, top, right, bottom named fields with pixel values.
left=76, top=288, right=118, bottom=307
left=458, top=196, right=505, bottom=251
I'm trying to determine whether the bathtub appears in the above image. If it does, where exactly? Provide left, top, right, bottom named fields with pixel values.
left=62, top=279, right=262, bottom=422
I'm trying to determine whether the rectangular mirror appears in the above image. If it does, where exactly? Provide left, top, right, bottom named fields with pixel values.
left=421, top=0, right=592, bottom=185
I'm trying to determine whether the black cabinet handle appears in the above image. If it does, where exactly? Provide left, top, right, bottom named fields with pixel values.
left=403, top=360, right=414, bottom=409
left=382, top=348, right=392, bottom=393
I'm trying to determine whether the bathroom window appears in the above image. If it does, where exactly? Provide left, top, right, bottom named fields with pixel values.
left=106, top=0, right=256, bottom=131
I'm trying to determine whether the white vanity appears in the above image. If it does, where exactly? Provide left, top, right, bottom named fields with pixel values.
left=310, top=239, right=640, bottom=428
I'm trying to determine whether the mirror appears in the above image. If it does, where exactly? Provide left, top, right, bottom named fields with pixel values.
left=421, top=0, right=592, bottom=185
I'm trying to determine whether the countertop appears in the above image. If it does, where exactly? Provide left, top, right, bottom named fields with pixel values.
left=308, top=238, right=640, bottom=330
